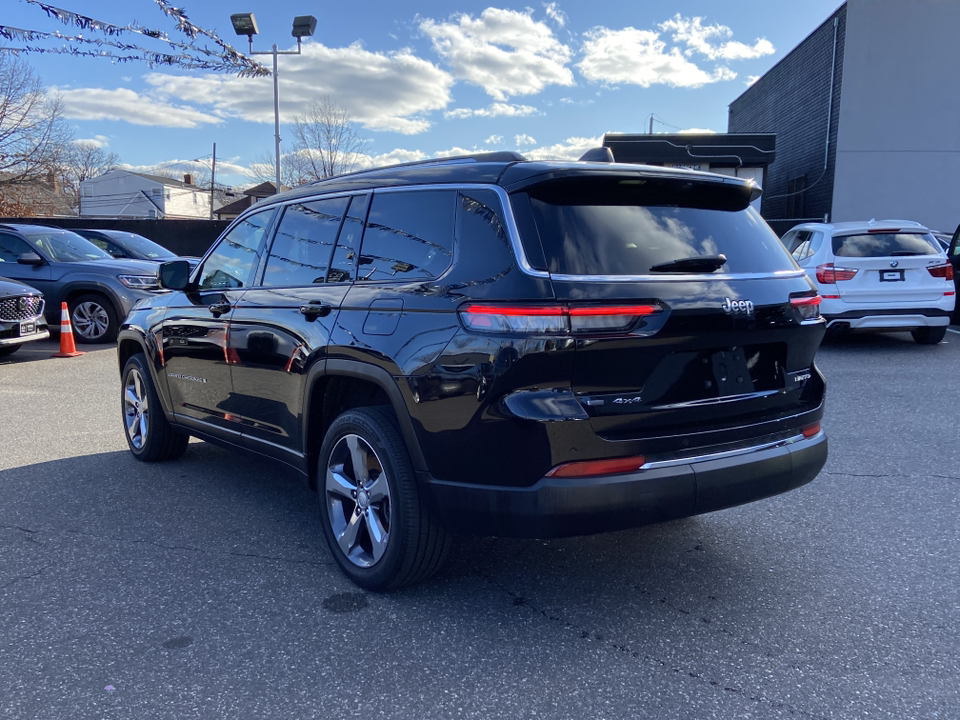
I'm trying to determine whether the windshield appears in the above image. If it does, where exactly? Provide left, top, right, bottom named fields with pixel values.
left=24, top=231, right=112, bottom=262
left=102, top=231, right=176, bottom=259
left=832, top=232, right=942, bottom=257
left=515, top=176, right=796, bottom=276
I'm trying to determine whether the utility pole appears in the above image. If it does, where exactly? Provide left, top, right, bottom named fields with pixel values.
left=209, top=142, right=217, bottom=220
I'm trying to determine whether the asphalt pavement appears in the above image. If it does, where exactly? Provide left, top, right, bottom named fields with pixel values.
left=1, top=332, right=958, bottom=719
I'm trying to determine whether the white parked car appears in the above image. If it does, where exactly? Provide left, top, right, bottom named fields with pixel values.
left=781, top=220, right=955, bottom=344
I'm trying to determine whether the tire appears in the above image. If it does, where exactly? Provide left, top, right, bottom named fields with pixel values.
left=70, top=293, right=119, bottom=344
left=911, top=326, right=947, bottom=345
left=121, top=353, right=189, bottom=461
left=317, top=407, right=450, bottom=591
left=0, top=345, right=20, bottom=358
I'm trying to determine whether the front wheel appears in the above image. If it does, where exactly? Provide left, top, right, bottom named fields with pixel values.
left=911, top=326, right=947, bottom=345
left=121, top=353, right=189, bottom=461
left=70, top=293, right=119, bottom=343
left=318, top=407, right=450, bottom=591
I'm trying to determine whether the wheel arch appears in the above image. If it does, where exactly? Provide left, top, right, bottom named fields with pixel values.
left=304, top=359, right=427, bottom=490
left=117, top=331, right=174, bottom=416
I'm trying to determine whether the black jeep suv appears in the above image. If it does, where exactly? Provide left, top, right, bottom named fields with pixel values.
left=117, top=151, right=828, bottom=590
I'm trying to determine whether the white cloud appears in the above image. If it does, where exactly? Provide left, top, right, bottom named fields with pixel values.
left=55, top=87, right=221, bottom=128
left=485, top=134, right=504, bottom=145
left=73, top=134, right=110, bottom=148
left=515, top=134, right=536, bottom=146
left=121, top=157, right=252, bottom=179
left=444, top=102, right=538, bottom=119
left=678, top=128, right=716, bottom=134
left=578, top=27, right=737, bottom=88
left=354, top=148, right=429, bottom=169
left=524, top=135, right=604, bottom=161
left=659, top=15, right=774, bottom=61
left=544, top=3, right=567, bottom=28
left=746, top=75, right=760, bottom=86
left=142, top=41, right=454, bottom=135
left=420, top=8, right=574, bottom=101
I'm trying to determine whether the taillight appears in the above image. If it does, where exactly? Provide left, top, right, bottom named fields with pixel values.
left=790, top=294, right=822, bottom=321
left=816, top=263, right=857, bottom=283
left=927, top=263, right=954, bottom=281
left=802, top=422, right=821, bottom=438
left=546, top=454, right=647, bottom=478
left=459, top=303, right=662, bottom=335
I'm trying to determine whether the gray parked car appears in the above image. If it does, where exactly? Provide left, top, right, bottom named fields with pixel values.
left=0, top=224, right=167, bottom=343
left=72, top=228, right=200, bottom=270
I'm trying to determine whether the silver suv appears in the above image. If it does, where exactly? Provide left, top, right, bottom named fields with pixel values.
left=0, top=224, right=167, bottom=343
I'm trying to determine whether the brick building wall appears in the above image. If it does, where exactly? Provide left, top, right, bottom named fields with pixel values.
left=728, top=4, right=846, bottom=236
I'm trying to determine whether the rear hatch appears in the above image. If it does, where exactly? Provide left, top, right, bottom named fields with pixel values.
left=509, top=173, right=824, bottom=448
left=830, top=229, right=946, bottom=304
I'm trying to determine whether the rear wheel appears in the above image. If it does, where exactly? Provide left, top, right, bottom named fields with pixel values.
left=70, top=293, right=119, bottom=343
left=911, top=326, right=946, bottom=345
left=318, top=407, right=450, bottom=591
left=121, top=353, right=189, bottom=461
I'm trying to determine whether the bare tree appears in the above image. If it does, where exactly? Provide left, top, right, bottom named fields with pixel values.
left=0, top=52, right=73, bottom=190
left=58, top=141, right=120, bottom=207
left=250, top=96, right=367, bottom=187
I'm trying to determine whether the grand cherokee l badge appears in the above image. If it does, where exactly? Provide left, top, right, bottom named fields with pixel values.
left=721, top=298, right=754, bottom=315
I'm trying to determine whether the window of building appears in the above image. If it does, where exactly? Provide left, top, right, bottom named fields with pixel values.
left=262, top=196, right=349, bottom=287
left=357, top=190, right=456, bottom=282
left=197, top=209, right=275, bottom=290
left=785, top=176, right=806, bottom=219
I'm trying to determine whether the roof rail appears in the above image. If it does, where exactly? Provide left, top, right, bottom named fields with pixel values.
left=311, top=151, right=527, bottom=185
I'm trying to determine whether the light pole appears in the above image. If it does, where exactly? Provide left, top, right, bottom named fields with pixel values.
left=230, top=13, right=317, bottom=192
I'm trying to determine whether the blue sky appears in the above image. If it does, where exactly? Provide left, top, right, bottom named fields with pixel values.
left=5, top=0, right=843, bottom=187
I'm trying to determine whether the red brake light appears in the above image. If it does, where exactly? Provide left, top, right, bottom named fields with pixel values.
left=546, top=454, right=647, bottom=478
left=790, top=294, right=822, bottom=320
left=927, top=263, right=954, bottom=281
left=816, top=263, right=857, bottom=283
left=802, top=422, right=821, bottom=438
left=460, top=304, right=662, bottom=335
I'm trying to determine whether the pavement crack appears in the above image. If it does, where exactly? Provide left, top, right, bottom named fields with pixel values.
left=1, top=565, right=49, bottom=590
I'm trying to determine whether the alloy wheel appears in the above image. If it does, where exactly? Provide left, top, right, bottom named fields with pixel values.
left=123, top=367, right=149, bottom=450
left=73, top=301, right=110, bottom=340
left=325, top=434, right=392, bottom=568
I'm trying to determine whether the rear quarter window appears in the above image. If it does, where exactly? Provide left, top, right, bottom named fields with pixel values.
left=514, top=176, right=796, bottom=276
left=832, top=232, right=941, bottom=257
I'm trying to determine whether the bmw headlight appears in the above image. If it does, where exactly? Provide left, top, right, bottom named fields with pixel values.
left=118, top=274, right=161, bottom=290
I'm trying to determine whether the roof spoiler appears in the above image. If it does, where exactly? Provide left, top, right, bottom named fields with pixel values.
left=578, top=147, right=615, bottom=163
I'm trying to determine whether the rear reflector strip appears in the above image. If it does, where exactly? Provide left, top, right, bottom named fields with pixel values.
left=546, top=454, right=647, bottom=478
left=802, top=422, right=821, bottom=438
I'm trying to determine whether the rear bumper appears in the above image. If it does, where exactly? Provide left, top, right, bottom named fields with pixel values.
left=426, top=431, right=827, bottom=538
left=823, top=307, right=951, bottom=330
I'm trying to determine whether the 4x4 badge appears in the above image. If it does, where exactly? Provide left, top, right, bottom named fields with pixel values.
left=721, top=298, right=754, bottom=315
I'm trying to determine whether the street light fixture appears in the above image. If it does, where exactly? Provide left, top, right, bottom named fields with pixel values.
left=230, top=12, right=317, bottom=192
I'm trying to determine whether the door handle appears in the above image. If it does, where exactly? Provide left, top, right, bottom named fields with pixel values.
left=209, top=301, right=231, bottom=317
left=299, top=302, right=332, bottom=321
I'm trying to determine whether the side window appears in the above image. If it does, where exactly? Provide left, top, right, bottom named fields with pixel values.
left=262, top=197, right=349, bottom=287
left=198, top=209, right=274, bottom=290
left=328, top=194, right=370, bottom=283
left=357, top=190, right=456, bottom=282
left=0, top=233, right=33, bottom=263
left=788, top=230, right=812, bottom=260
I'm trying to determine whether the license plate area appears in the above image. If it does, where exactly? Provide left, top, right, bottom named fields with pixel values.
left=880, top=270, right=905, bottom=282
left=19, top=321, right=36, bottom=336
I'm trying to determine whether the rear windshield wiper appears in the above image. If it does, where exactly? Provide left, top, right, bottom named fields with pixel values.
left=649, top=254, right=727, bottom=273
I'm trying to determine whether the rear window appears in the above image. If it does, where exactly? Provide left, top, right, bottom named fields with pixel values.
left=514, top=176, right=795, bottom=276
left=832, top=232, right=941, bottom=257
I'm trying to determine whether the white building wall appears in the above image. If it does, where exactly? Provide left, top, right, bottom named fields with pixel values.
left=164, top=185, right=210, bottom=219
left=79, top=170, right=163, bottom=218
left=832, top=0, right=960, bottom=231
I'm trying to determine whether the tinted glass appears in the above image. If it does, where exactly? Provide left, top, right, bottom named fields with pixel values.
left=328, top=194, right=369, bottom=283
left=100, top=231, right=176, bottom=260
left=519, top=177, right=795, bottom=276
left=198, top=210, right=274, bottom=290
left=22, top=230, right=111, bottom=262
left=357, top=190, right=455, bottom=282
left=832, top=232, right=941, bottom=258
left=262, top=197, right=348, bottom=287
left=0, top=233, right=33, bottom=263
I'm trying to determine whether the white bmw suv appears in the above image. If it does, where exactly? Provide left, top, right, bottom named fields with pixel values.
left=782, top=220, right=955, bottom=344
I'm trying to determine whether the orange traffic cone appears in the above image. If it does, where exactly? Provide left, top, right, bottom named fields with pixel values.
left=52, top=302, right=84, bottom=358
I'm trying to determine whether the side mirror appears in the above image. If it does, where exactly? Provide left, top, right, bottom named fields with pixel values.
left=158, top=259, right=191, bottom=290
left=17, top=252, right=45, bottom=266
